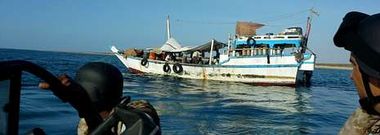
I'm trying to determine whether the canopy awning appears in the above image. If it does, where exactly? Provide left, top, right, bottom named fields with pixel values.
left=160, top=38, right=182, bottom=52
left=186, top=40, right=227, bottom=52
left=160, top=39, right=227, bottom=53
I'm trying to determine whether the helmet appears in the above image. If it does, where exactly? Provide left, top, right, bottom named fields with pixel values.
left=334, top=11, right=380, bottom=79
left=75, top=62, right=123, bottom=112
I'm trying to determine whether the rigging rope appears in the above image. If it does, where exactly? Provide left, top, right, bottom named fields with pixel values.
left=175, top=19, right=235, bottom=25
left=259, top=9, right=309, bottom=22
left=174, top=9, right=310, bottom=27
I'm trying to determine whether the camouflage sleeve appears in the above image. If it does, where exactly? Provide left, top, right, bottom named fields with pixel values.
left=76, top=100, right=161, bottom=135
left=77, top=118, right=89, bottom=135
left=127, top=100, right=161, bottom=126
left=339, top=108, right=380, bottom=135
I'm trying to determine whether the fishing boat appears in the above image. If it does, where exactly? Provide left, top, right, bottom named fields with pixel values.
left=111, top=16, right=316, bottom=86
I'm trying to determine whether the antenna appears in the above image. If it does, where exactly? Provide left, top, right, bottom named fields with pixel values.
left=306, top=8, right=319, bottom=32
left=304, top=8, right=319, bottom=47
left=166, top=15, right=171, bottom=40
left=308, top=8, right=319, bottom=23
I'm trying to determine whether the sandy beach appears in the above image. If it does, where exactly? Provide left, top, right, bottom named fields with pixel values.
left=315, top=63, right=352, bottom=70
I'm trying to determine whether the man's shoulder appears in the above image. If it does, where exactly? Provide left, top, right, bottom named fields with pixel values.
left=124, top=99, right=161, bottom=126
left=339, top=108, right=380, bottom=135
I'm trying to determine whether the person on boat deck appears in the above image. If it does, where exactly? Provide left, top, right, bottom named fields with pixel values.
left=39, top=62, right=161, bottom=135
left=192, top=51, right=201, bottom=58
left=181, top=55, right=188, bottom=63
left=212, top=56, right=219, bottom=65
left=159, top=52, right=166, bottom=61
left=165, top=52, right=175, bottom=61
left=191, top=51, right=202, bottom=64
left=334, top=11, right=380, bottom=134
left=164, top=53, right=171, bottom=61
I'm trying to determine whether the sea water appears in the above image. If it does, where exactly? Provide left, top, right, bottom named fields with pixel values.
left=0, top=48, right=357, bottom=135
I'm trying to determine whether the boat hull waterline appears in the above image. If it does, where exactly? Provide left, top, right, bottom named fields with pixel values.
left=111, top=46, right=315, bottom=85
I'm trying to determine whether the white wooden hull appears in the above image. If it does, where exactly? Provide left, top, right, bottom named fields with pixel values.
left=112, top=47, right=303, bottom=85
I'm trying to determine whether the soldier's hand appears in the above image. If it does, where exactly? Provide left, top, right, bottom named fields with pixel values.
left=39, top=74, right=72, bottom=89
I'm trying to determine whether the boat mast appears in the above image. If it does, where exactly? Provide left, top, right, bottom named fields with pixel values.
left=166, top=16, right=172, bottom=40
left=304, top=8, right=319, bottom=47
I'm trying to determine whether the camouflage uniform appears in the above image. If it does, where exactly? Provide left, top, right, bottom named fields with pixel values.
left=340, top=108, right=380, bottom=135
left=77, top=100, right=160, bottom=135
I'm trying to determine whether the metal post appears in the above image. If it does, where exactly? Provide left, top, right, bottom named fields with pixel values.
left=166, top=16, right=171, bottom=40
left=227, top=34, right=231, bottom=56
left=209, top=39, right=214, bottom=65
left=251, top=47, right=254, bottom=56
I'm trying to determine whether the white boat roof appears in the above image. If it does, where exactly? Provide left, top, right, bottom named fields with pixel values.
left=187, top=40, right=227, bottom=52
left=160, top=38, right=182, bottom=52
left=160, top=39, right=227, bottom=53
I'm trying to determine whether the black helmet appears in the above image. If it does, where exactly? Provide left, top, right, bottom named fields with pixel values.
left=334, top=11, right=380, bottom=79
left=75, top=62, right=123, bottom=112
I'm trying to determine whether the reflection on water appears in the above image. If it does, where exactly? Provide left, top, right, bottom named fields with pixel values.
left=218, top=85, right=311, bottom=113
left=123, top=74, right=314, bottom=134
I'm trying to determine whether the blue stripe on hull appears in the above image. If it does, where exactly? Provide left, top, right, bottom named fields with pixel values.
left=235, top=39, right=302, bottom=48
left=218, top=64, right=298, bottom=68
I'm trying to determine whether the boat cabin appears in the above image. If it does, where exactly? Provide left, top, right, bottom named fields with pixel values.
left=121, top=26, right=305, bottom=66
left=227, top=27, right=305, bottom=58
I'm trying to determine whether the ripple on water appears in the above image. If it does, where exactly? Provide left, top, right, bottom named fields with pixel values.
left=0, top=49, right=358, bottom=135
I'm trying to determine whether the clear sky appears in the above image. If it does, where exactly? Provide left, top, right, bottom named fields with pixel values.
left=0, top=0, right=378, bottom=63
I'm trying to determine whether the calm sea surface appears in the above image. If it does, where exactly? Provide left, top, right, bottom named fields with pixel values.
left=0, top=48, right=357, bottom=135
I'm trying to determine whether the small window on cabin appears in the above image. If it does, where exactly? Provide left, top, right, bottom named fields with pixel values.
left=275, top=36, right=285, bottom=39
left=255, top=44, right=269, bottom=48
left=287, top=36, right=300, bottom=38
left=274, top=44, right=295, bottom=48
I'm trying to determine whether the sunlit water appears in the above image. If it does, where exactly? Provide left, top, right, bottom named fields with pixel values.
left=0, top=49, right=357, bottom=134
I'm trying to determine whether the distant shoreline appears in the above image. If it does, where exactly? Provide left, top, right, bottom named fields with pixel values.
left=315, top=63, right=352, bottom=70
left=0, top=48, right=354, bottom=70
left=0, top=48, right=113, bottom=56
left=70, top=51, right=114, bottom=56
